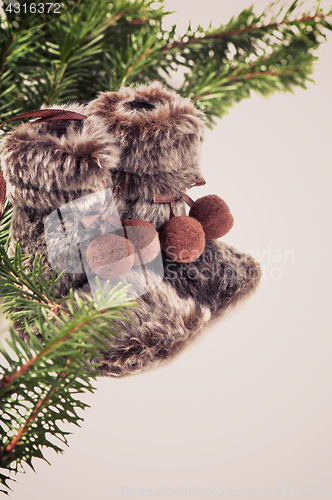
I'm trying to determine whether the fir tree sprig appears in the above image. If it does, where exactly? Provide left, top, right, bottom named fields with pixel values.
left=1, top=0, right=332, bottom=130
left=0, top=0, right=171, bottom=124
left=0, top=242, right=136, bottom=494
left=150, top=1, right=332, bottom=125
left=0, top=199, right=12, bottom=247
left=0, top=243, right=66, bottom=328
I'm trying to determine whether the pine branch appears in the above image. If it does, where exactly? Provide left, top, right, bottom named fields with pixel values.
left=0, top=244, right=64, bottom=327
left=162, top=2, right=332, bottom=125
left=0, top=242, right=136, bottom=493
left=1, top=0, right=331, bottom=128
left=0, top=0, right=171, bottom=122
left=161, top=12, right=327, bottom=52
left=0, top=199, right=12, bottom=247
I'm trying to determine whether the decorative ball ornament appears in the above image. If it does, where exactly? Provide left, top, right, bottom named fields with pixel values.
left=122, top=219, right=160, bottom=266
left=189, top=194, right=234, bottom=240
left=154, top=191, right=234, bottom=263
left=85, top=218, right=160, bottom=280
left=86, top=233, right=135, bottom=279
left=160, top=215, right=206, bottom=263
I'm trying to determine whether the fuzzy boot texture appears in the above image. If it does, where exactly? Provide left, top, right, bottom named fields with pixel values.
left=0, top=82, right=261, bottom=377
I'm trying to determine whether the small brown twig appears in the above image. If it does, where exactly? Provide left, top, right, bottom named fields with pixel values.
left=161, top=13, right=325, bottom=53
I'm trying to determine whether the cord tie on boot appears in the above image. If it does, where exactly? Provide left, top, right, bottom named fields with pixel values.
left=153, top=189, right=199, bottom=217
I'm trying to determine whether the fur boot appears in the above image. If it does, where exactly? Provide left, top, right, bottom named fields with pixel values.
left=0, top=82, right=261, bottom=376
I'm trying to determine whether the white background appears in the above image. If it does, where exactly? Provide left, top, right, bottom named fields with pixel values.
left=1, top=1, right=332, bottom=499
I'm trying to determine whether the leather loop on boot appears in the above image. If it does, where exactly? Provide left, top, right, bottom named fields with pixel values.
left=0, top=109, right=87, bottom=128
left=192, top=177, right=206, bottom=187
left=153, top=191, right=195, bottom=210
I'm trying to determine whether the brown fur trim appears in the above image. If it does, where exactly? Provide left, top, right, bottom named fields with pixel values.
left=86, top=81, right=205, bottom=179
left=1, top=107, right=120, bottom=210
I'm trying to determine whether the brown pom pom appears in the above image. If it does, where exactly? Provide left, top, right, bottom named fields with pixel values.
left=86, top=233, right=135, bottom=279
left=189, top=194, right=234, bottom=240
left=160, top=215, right=205, bottom=263
left=122, top=219, right=160, bottom=266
